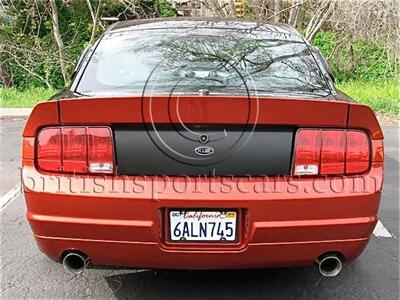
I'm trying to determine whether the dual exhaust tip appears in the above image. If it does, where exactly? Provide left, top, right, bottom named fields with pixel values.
left=62, top=251, right=343, bottom=277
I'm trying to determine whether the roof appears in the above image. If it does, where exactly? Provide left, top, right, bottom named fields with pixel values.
left=108, top=17, right=302, bottom=37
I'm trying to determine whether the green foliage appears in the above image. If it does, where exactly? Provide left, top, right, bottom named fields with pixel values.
left=337, top=79, right=399, bottom=116
left=0, top=0, right=397, bottom=121
left=0, top=0, right=180, bottom=90
left=0, top=87, right=55, bottom=108
left=313, top=31, right=398, bottom=82
left=0, top=0, right=126, bottom=90
left=313, top=31, right=336, bottom=56
left=156, top=0, right=178, bottom=17
left=243, top=1, right=254, bottom=18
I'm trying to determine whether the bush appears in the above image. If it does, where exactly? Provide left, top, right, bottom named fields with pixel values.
left=0, top=0, right=158, bottom=90
left=313, top=31, right=397, bottom=82
left=156, top=0, right=178, bottom=17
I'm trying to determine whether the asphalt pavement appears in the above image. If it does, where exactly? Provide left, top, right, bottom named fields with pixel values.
left=0, top=119, right=398, bottom=299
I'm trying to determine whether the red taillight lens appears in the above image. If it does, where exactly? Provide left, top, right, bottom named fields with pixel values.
left=346, top=131, right=370, bottom=174
left=293, top=129, right=370, bottom=176
left=37, top=128, right=62, bottom=172
left=88, top=127, right=114, bottom=173
left=293, top=130, right=321, bottom=175
left=321, top=130, right=346, bottom=175
left=36, top=127, right=114, bottom=174
left=62, top=127, right=87, bottom=172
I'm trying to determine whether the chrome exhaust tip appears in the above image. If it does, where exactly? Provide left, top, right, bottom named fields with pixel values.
left=316, top=254, right=343, bottom=277
left=62, top=252, right=89, bottom=274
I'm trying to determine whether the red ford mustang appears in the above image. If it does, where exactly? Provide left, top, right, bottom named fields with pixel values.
left=22, top=19, right=383, bottom=277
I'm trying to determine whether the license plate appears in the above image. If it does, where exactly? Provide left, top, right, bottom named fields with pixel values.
left=169, top=210, right=237, bottom=242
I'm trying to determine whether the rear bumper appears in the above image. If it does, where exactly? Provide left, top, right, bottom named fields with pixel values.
left=34, top=235, right=370, bottom=269
left=23, top=163, right=382, bottom=269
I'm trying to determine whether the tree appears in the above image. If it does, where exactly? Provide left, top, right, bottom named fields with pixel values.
left=305, top=0, right=335, bottom=41
left=49, top=0, right=68, bottom=84
left=86, top=0, right=103, bottom=43
left=272, top=0, right=282, bottom=22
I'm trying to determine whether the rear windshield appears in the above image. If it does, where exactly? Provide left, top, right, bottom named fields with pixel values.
left=76, top=27, right=331, bottom=97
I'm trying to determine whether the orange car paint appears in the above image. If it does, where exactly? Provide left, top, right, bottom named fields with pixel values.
left=22, top=96, right=383, bottom=269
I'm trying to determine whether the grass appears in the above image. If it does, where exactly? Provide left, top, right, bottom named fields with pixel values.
left=1, top=79, right=398, bottom=116
left=0, top=87, right=55, bottom=108
left=337, top=79, right=398, bottom=116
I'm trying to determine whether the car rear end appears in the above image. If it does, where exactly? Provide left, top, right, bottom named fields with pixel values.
left=21, top=20, right=384, bottom=273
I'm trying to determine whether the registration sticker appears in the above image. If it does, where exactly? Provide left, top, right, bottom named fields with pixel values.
left=169, top=210, right=237, bottom=242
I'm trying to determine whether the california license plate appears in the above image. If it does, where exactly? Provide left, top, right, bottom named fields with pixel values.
left=169, top=210, right=237, bottom=242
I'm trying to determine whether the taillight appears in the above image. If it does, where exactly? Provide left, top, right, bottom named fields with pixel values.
left=62, top=127, right=87, bottom=172
left=321, top=130, right=346, bottom=175
left=293, top=129, right=370, bottom=176
left=37, top=128, right=62, bottom=172
left=346, top=131, right=370, bottom=174
left=36, top=127, right=114, bottom=174
left=293, top=130, right=321, bottom=176
left=87, top=127, right=114, bottom=173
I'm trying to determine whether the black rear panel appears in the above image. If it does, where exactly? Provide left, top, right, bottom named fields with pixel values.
left=114, top=125, right=294, bottom=176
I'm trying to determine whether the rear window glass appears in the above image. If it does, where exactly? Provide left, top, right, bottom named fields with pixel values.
left=76, top=27, right=330, bottom=97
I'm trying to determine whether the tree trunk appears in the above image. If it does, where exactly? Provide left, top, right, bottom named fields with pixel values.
left=0, top=61, right=13, bottom=87
left=49, top=0, right=68, bottom=85
left=305, top=0, right=335, bottom=42
left=0, top=45, right=13, bottom=87
left=293, top=3, right=302, bottom=29
left=86, top=0, right=102, bottom=43
left=288, top=0, right=302, bottom=28
left=273, top=0, right=282, bottom=22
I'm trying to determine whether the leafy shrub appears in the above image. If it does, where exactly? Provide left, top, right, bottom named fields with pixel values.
left=313, top=31, right=397, bottom=82
left=156, top=0, right=178, bottom=17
